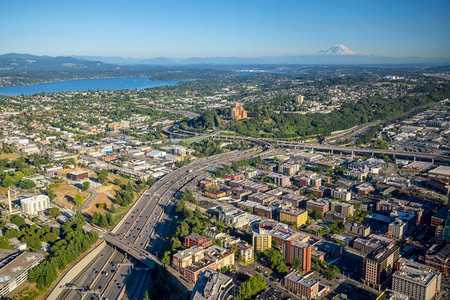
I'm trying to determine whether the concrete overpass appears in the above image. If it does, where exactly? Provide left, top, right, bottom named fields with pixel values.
left=215, top=135, right=450, bottom=164
left=100, top=232, right=157, bottom=269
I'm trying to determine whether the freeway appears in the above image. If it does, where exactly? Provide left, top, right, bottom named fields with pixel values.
left=53, top=143, right=273, bottom=300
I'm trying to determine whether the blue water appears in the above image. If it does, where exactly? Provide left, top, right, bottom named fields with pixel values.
left=0, top=77, right=181, bottom=96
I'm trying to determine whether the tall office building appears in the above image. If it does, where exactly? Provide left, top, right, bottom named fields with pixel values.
left=296, top=95, right=304, bottom=105
left=362, top=244, right=400, bottom=290
left=392, top=258, right=441, bottom=300
left=252, top=228, right=272, bottom=252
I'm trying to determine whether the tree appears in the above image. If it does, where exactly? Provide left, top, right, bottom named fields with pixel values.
left=293, top=257, right=302, bottom=270
left=2, top=174, right=13, bottom=187
left=19, top=179, right=36, bottom=189
left=27, top=235, right=41, bottom=250
left=263, top=248, right=288, bottom=275
left=12, top=171, right=25, bottom=184
left=73, top=193, right=83, bottom=206
left=161, top=251, right=171, bottom=265
left=11, top=215, right=26, bottom=227
left=236, top=274, right=266, bottom=300
left=0, top=236, right=9, bottom=249
left=97, top=174, right=107, bottom=185
left=48, top=207, right=61, bottom=218
left=81, top=181, right=90, bottom=191
left=46, top=189, right=57, bottom=201
left=113, top=178, right=122, bottom=186
left=146, top=177, right=156, bottom=187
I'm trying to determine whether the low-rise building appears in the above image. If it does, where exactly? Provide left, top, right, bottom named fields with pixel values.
left=67, top=170, right=89, bottom=181
left=330, top=201, right=354, bottom=217
left=172, top=246, right=205, bottom=271
left=217, top=208, right=249, bottom=228
left=424, top=244, right=450, bottom=276
left=0, top=252, right=44, bottom=297
left=283, top=272, right=319, bottom=299
left=306, top=198, right=330, bottom=214
left=332, top=188, right=352, bottom=201
left=271, top=173, right=291, bottom=187
left=248, top=192, right=275, bottom=205
left=243, top=182, right=269, bottom=193
left=173, top=246, right=235, bottom=282
left=185, top=233, right=213, bottom=249
left=345, top=223, right=371, bottom=237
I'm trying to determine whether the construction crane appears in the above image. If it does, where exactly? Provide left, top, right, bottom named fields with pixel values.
left=74, top=150, right=87, bottom=171
left=57, top=150, right=87, bottom=175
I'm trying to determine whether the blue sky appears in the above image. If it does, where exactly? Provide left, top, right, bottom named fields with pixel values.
left=0, top=0, right=449, bottom=58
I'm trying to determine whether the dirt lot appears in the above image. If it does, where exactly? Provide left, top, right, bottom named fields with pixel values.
left=53, top=182, right=90, bottom=209
left=0, top=153, right=21, bottom=161
left=82, top=184, right=120, bottom=214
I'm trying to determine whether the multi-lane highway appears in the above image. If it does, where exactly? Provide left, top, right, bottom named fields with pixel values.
left=53, top=144, right=273, bottom=300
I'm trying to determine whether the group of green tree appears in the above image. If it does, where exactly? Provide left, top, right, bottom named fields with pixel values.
left=308, top=209, right=324, bottom=220
left=28, top=212, right=98, bottom=288
left=260, top=248, right=288, bottom=275
left=161, top=199, right=209, bottom=265
left=235, top=274, right=266, bottom=300
left=356, top=124, right=382, bottom=145
left=0, top=213, right=60, bottom=251
left=180, top=189, right=197, bottom=204
left=231, top=155, right=262, bottom=169
left=91, top=211, right=114, bottom=228
left=114, top=182, right=136, bottom=206
left=97, top=169, right=109, bottom=185
left=143, top=264, right=179, bottom=300
left=312, top=258, right=340, bottom=280
left=191, top=139, right=224, bottom=157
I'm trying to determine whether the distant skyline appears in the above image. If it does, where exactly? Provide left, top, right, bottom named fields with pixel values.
left=1, top=0, right=449, bottom=58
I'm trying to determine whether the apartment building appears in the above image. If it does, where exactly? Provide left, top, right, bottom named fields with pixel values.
left=283, top=272, right=319, bottom=299
left=392, top=258, right=441, bottom=300
left=279, top=208, right=308, bottom=228
left=252, top=228, right=272, bottom=252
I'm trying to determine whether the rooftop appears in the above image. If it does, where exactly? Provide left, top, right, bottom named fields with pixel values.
left=284, top=271, right=319, bottom=288
left=393, top=258, right=440, bottom=286
left=0, top=252, right=44, bottom=288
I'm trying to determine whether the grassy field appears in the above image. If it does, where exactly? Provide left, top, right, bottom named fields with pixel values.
left=0, top=153, right=21, bottom=161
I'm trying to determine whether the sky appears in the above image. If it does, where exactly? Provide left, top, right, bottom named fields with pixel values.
left=0, top=0, right=449, bottom=58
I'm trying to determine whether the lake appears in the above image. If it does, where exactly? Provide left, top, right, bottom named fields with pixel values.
left=0, top=77, right=181, bottom=96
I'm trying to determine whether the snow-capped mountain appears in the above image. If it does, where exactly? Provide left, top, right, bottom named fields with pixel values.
left=318, top=44, right=367, bottom=56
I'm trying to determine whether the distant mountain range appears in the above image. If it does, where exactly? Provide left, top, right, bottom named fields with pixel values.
left=0, top=45, right=449, bottom=72
left=71, top=44, right=450, bottom=65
